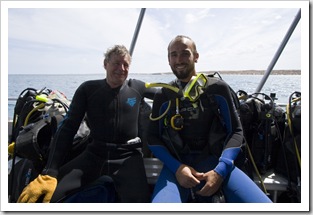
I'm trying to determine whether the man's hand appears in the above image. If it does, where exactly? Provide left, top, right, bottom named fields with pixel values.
left=196, top=170, right=223, bottom=197
left=175, top=164, right=204, bottom=188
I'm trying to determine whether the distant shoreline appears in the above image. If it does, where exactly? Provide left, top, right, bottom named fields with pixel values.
left=9, top=69, right=301, bottom=76
left=150, top=70, right=301, bottom=75
left=206, top=70, right=301, bottom=75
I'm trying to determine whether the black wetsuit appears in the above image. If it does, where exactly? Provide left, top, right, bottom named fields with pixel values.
left=147, top=77, right=244, bottom=167
left=147, top=77, right=272, bottom=203
left=42, top=78, right=156, bottom=203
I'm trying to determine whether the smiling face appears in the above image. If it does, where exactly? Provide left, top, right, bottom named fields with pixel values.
left=104, top=53, right=130, bottom=88
left=168, top=36, right=199, bottom=82
left=104, top=46, right=131, bottom=88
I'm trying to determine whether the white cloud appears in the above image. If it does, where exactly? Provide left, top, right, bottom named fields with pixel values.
left=6, top=6, right=302, bottom=74
left=185, top=9, right=213, bottom=24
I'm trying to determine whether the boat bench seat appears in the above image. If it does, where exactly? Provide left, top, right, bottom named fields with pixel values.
left=253, top=170, right=289, bottom=202
left=144, top=158, right=163, bottom=185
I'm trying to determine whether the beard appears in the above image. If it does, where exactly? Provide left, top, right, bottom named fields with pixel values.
left=171, top=63, right=195, bottom=80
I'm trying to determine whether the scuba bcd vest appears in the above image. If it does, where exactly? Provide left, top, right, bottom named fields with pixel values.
left=147, top=73, right=241, bottom=161
left=14, top=115, right=64, bottom=166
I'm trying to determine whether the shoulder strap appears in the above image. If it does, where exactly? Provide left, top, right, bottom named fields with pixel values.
left=206, top=73, right=240, bottom=111
left=50, top=114, right=64, bottom=136
left=207, top=94, right=224, bottom=125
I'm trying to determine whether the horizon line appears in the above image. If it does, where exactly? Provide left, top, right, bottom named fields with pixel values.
left=8, top=69, right=301, bottom=76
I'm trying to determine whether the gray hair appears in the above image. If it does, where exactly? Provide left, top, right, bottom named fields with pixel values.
left=103, top=45, right=131, bottom=65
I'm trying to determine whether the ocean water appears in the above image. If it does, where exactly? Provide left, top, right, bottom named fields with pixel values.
left=8, top=73, right=301, bottom=120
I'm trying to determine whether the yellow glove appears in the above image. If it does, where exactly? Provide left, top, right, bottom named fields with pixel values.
left=8, top=142, right=15, bottom=156
left=17, top=174, right=57, bottom=203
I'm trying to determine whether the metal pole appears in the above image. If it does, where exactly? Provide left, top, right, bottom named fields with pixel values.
left=129, top=8, right=146, bottom=56
left=255, top=9, right=301, bottom=93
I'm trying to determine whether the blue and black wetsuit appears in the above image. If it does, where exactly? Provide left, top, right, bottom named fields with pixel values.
left=147, top=77, right=272, bottom=203
left=42, top=78, right=156, bottom=203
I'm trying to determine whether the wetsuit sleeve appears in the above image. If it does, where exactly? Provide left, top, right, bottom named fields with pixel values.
left=143, top=85, right=158, bottom=100
left=148, top=145, right=181, bottom=173
left=210, top=80, right=244, bottom=179
left=147, top=90, right=182, bottom=174
left=42, top=83, right=87, bottom=177
left=214, top=147, right=241, bottom=179
left=130, top=79, right=157, bottom=100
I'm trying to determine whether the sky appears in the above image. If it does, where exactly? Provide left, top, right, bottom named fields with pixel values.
left=2, top=1, right=307, bottom=75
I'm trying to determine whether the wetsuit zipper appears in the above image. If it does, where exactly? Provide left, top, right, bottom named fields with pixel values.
left=108, top=93, right=119, bottom=174
left=114, top=93, right=120, bottom=142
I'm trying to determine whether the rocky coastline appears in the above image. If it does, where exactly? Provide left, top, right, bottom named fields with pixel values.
left=149, top=70, right=301, bottom=75
left=202, top=70, right=301, bottom=75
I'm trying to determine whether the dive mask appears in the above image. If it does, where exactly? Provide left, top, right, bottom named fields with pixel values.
left=145, top=73, right=208, bottom=102
left=183, top=73, right=208, bottom=102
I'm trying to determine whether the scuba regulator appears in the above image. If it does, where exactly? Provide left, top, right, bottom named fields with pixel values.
left=146, top=73, right=208, bottom=130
